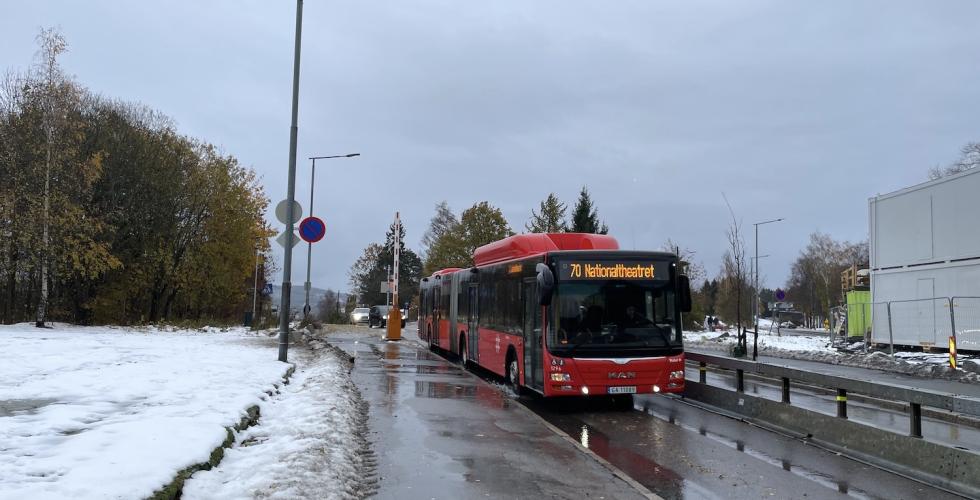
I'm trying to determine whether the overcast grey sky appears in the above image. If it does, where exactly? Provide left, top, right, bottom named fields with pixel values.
left=3, top=1, right=979, bottom=294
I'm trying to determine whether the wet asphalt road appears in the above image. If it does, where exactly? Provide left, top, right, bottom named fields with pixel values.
left=527, top=395, right=961, bottom=500
left=327, top=326, right=963, bottom=500
left=327, top=327, right=645, bottom=500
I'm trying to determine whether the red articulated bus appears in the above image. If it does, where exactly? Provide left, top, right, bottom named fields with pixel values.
left=418, top=233, right=693, bottom=400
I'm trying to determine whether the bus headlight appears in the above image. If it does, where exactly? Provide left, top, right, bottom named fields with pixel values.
left=653, top=385, right=661, bottom=393
left=551, top=373, right=571, bottom=382
left=669, top=370, right=684, bottom=380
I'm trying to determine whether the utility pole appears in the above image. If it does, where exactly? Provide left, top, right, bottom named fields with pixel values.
left=278, top=0, right=303, bottom=363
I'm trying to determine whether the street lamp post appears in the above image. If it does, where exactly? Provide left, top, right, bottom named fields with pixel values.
left=753, top=218, right=783, bottom=360
left=303, top=153, right=360, bottom=321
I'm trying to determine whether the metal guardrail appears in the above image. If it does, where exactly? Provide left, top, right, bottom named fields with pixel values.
left=686, top=351, right=980, bottom=438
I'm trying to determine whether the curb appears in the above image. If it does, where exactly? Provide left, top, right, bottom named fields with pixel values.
left=147, top=364, right=296, bottom=500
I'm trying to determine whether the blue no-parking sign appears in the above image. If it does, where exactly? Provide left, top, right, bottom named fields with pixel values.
left=299, top=217, right=326, bottom=243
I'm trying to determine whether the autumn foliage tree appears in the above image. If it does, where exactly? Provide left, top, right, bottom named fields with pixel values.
left=0, top=29, right=272, bottom=325
left=422, top=201, right=513, bottom=274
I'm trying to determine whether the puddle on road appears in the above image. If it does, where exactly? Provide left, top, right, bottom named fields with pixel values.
left=542, top=412, right=703, bottom=500
left=412, top=380, right=512, bottom=410
left=0, top=398, right=57, bottom=417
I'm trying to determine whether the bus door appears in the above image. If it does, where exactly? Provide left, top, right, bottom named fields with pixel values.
left=432, top=283, right=441, bottom=346
left=523, top=278, right=543, bottom=391
left=468, top=283, right=479, bottom=363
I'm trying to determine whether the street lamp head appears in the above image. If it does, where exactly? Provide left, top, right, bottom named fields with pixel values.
left=755, top=217, right=785, bottom=226
left=309, top=153, right=361, bottom=160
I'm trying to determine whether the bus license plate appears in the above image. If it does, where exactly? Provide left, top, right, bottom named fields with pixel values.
left=608, top=386, right=636, bottom=394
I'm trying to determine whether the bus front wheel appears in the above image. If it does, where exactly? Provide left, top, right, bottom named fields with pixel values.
left=507, top=352, right=522, bottom=395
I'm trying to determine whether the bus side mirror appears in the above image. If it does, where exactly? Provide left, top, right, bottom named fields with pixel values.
left=678, top=275, right=692, bottom=313
left=536, top=263, right=554, bottom=306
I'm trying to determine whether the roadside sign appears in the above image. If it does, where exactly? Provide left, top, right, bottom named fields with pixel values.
left=261, top=283, right=273, bottom=296
left=379, top=281, right=390, bottom=294
left=275, top=199, right=303, bottom=225
left=775, top=288, right=786, bottom=301
left=276, top=230, right=301, bottom=249
left=299, top=216, right=326, bottom=243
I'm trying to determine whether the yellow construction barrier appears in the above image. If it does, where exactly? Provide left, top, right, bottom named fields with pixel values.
left=949, top=336, right=957, bottom=370
left=385, top=292, right=401, bottom=341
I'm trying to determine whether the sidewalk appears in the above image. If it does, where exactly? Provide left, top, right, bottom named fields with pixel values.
left=323, top=325, right=648, bottom=500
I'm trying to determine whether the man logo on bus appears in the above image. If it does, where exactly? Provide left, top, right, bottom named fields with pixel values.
left=608, top=372, right=636, bottom=379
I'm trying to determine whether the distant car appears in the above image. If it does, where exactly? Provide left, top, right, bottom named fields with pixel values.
left=779, top=321, right=797, bottom=329
left=350, top=307, right=370, bottom=325
left=368, top=305, right=407, bottom=328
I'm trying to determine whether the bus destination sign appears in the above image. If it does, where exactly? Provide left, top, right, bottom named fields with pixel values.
left=558, top=260, right=669, bottom=281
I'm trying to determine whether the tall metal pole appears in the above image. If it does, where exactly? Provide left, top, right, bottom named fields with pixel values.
left=752, top=218, right=783, bottom=360
left=300, top=153, right=358, bottom=325
left=753, top=223, right=759, bottom=359
left=304, top=158, right=316, bottom=321
left=278, top=0, right=304, bottom=363
left=252, top=246, right=260, bottom=328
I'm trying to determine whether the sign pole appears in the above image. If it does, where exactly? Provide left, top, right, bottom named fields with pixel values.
left=278, top=0, right=303, bottom=363
left=386, top=212, right=402, bottom=341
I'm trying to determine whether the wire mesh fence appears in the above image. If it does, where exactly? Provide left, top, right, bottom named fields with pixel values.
left=884, top=298, right=953, bottom=348
left=953, top=297, right=980, bottom=351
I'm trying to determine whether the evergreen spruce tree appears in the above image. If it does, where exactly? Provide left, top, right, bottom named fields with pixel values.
left=570, top=186, right=608, bottom=234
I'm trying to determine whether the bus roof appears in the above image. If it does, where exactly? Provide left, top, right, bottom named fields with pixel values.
left=473, top=233, right=619, bottom=267
left=430, top=267, right=462, bottom=278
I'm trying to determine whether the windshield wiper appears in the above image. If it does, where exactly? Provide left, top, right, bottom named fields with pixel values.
left=651, top=324, right=674, bottom=347
left=564, top=334, right=594, bottom=358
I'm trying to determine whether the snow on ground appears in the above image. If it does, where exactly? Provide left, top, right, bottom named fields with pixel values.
left=182, top=339, right=372, bottom=500
left=684, top=330, right=836, bottom=354
left=0, top=324, right=289, bottom=500
left=684, top=329, right=980, bottom=383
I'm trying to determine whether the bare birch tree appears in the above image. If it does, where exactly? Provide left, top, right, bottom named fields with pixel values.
left=721, top=194, right=749, bottom=355
left=34, top=28, right=67, bottom=327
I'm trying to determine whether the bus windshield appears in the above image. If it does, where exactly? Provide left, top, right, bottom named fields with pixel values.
left=549, top=281, right=680, bottom=356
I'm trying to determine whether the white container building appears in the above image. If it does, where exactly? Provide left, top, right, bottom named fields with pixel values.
left=869, top=168, right=980, bottom=349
